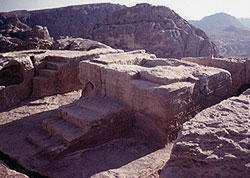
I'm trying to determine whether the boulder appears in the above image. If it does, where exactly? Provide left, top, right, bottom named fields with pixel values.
left=0, top=25, right=54, bottom=53
left=79, top=51, right=232, bottom=142
left=0, top=53, right=34, bottom=110
left=161, top=89, right=250, bottom=178
left=87, top=3, right=219, bottom=58
left=182, top=57, right=250, bottom=95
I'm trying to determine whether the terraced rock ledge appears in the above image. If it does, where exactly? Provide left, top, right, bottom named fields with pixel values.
left=0, top=48, right=249, bottom=177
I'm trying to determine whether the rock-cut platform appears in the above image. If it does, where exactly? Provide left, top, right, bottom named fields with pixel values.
left=79, top=50, right=233, bottom=142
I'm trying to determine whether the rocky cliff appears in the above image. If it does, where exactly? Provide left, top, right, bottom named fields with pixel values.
left=87, top=3, right=219, bottom=58
left=0, top=3, right=125, bottom=39
left=0, top=3, right=218, bottom=58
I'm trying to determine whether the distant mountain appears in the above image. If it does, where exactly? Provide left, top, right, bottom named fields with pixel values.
left=238, top=18, right=250, bottom=29
left=189, top=13, right=250, bottom=58
left=189, top=13, right=245, bottom=31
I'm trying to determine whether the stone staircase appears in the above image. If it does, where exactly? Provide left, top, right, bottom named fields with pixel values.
left=27, top=96, right=134, bottom=158
left=31, top=57, right=69, bottom=98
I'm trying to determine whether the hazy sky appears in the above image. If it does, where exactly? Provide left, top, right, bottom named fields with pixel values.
left=1, top=0, right=250, bottom=20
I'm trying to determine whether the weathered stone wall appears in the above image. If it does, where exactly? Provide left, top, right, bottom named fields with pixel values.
left=182, top=57, right=250, bottom=95
left=161, top=89, right=250, bottom=178
left=0, top=54, right=33, bottom=110
left=0, top=44, right=121, bottom=109
left=79, top=51, right=232, bottom=142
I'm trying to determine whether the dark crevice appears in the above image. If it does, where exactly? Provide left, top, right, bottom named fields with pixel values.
left=0, top=151, right=48, bottom=178
left=236, top=84, right=250, bottom=96
left=0, top=64, right=24, bottom=86
left=30, top=56, right=37, bottom=76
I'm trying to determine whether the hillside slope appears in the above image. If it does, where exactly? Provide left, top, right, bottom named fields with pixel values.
left=0, top=3, right=218, bottom=58
left=190, top=13, right=250, bottom=58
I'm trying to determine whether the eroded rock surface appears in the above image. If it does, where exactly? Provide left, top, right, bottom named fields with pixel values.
left=0, top=3, right=218, bottom=59
left=51, top=37, right=114, bottom=51
left=161, top=89, right=250, bottom=178
left=0, top=3, right=125, bottom=40
left=0, top=54, right=33, bottom=110
left=79, top=51, right=232, bottom=142
left=182, top=57, right=250, bottom=95
left=0, top=91, right=171, bottom=178
left=0, top=161, right=28, bottom=178
left=0, top=45, right=121, bottom=109
left=0, top=25, right=54, bottom=53
left=87, top=3, right=219, bottom=58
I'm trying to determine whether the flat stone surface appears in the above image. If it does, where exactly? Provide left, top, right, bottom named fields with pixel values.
left=161, top=89, right=250, bottom=178
left=0, top=90, right=172, bottom=178
left=91, top=144, right=173, bottom=178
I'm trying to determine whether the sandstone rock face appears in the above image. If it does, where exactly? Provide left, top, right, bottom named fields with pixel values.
left=0, top=54, right=34, bottom=110
left=21, top=25, right=53, bottom=50
left=182, top=57, right=250, bottom=95
left=0, top=24, right=54, bottom=53
left=0, top=161, right=28, bottom=178
left=0, top=3, right=218, bottom=59
left=0, top=4, right=125, bottom=39
left=28, top=3, right=125, bottom=39
left=79, top=51, right=232, bottom=142
left=161, top=89, right=250, bottom=178
left=87, top=3, right=219, bottom=58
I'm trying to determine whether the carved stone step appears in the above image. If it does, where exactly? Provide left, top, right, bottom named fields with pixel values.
left=27, top=97, right=135, bottom=157
left=42, top=117, right=87, bottom=144
left=58, top=97, right=129, bottom=129
left=58, top=104, right=104, bottom=129
left=26, top=129, right=68, bottom=158
left=74, top=96, right=127, bottom=113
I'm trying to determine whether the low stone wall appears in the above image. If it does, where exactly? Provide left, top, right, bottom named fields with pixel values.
left=0, top=46, right=121, bottom=110
left=182, top=57, right=250, bottom=95
left=79, top=51, right=232, bottom=142
left=161, top=89, right=250, bottom=178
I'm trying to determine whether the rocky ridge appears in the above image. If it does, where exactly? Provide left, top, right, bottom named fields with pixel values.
left=189, top=13, right=250, bottom=58
left=0, top=3, right=125, bottom=39
left=0, top=3, right=218, bottom=58
left=87, top=3, right=219, bottom=58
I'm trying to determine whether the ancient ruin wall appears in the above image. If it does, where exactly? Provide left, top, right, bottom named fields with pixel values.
left=79, top=51, right=232, bottom=142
